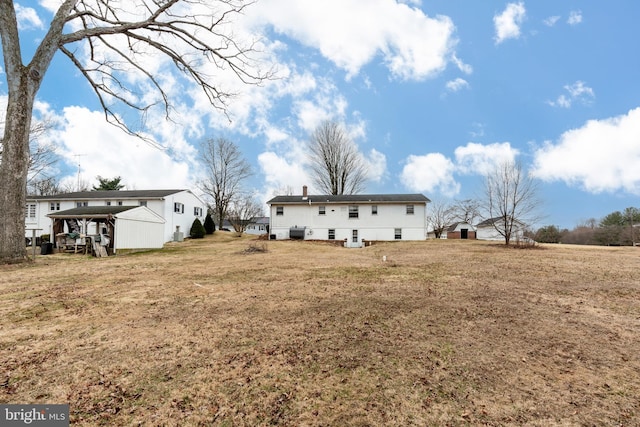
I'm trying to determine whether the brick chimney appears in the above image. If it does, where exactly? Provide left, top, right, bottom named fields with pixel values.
left=302, top=185, right=308, bottom=197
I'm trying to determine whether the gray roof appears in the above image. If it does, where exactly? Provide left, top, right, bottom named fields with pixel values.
left=29, top=189, right=187, bottom=200
left=47, top=205, right=138, bottom=218
left=267, top=193, right=430, bottom=205
left=476, top=216, right=525, bottom=227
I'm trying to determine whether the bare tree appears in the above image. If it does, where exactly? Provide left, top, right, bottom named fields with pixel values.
left=28, top=176, right=62, bottom=196
left=0, top=0, right=271, bottom=263
left=481, top=160, right=540, bottom=245
left=452, top=199, right=481, bottom=226
left=427, top=199, right=456, bottom=238
left=227, top=195, right=263, bottom=234
left=199, top=138, right=253, bottom=231
left=308, top=120, right=368, bottom=195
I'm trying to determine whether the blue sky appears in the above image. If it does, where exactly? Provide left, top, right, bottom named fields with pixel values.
left=2, top=0, right=640, bottom=229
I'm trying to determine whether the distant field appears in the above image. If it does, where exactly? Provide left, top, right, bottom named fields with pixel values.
left=1, top=235, right=639, bottom=426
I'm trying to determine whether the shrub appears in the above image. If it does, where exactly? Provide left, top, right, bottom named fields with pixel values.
left=203, top=213, right=215, bottom=234
left=190, top=218, right=206, bottom=239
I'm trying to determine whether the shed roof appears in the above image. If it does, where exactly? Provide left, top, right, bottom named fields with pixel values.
left=267, top=193, right=430, bottom=205
left=47, top=205, right=138, bottom=219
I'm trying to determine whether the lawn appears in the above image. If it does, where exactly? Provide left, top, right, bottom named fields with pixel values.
left=1, top=234, right=639, bottom=426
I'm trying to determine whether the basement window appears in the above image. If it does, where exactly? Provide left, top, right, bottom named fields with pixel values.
left=328, top=229, right=335, bottom=240
left=395, top=228, right=402, bottom=240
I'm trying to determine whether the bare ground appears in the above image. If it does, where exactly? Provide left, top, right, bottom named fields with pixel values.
left=1, top=234, right=639, bottom=426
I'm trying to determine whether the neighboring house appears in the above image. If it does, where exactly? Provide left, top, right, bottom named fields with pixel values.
left=476, top=217, right=526, bottom=241
left=442, top=222, right=476, bottom=239
left=245, top=216, right=270, bottom=235
left=25, top=189, right=205, bottom=243
left=267, top=186, right=430, bottom=247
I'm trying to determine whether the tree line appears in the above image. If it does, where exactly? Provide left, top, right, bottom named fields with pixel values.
left=534, top=207, right=640, bottom=246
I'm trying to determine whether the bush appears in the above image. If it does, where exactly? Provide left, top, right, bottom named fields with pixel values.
left=203, top=213, right=215, bottom=234
left=190, top=218, right=206, bottom=239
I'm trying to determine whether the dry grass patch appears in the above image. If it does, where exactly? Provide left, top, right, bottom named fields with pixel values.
left=1, top=235, right=639, bottom=425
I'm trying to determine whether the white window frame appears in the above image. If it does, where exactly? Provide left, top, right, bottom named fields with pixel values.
left=349, top=205, right=359, bottom=219
left=276, top=206, right=284, bottom=216
left=406, top=205, right=414, bottom=215
left=328, top=229, right=335, bottom=240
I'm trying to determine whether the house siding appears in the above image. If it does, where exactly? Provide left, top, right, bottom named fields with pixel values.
left=26, top=190, right=205, bottom=243
left=269, top=196, right=428, bottom=244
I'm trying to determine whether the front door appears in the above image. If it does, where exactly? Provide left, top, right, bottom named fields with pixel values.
left=461, top=228, right=468, bottom=239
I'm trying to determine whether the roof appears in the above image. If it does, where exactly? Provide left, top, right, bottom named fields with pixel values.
left=249, top=216, right=270, bottom=224
left=446, top=222, right=473, bottom=232
left=29, top=189, right=188, bottom=201
left=267, top=193, right=430, bottom=205
left=47, top=206, right=138, bottom=219
left=476, top=216, right=525, bottom=227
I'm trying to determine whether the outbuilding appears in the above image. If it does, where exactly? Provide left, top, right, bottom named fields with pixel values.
left=47, top=205, right=165, bottom=255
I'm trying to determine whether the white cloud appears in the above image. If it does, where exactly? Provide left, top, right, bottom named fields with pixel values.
left=548, top=81, right=595, bottom=108
left=364, top=148, right=387, bottom=183
left=247, top=0, right=458, bottom=81
left=532, top=108, right=640, bottom=194
left=47, top=107, right=196, bottom=190
left=451, top=54, right=473, bottom=75
left=258, top=150, right=310, bottom=198
left=15, top=4, right=44, bottom=30
left=454, top=142, right=519, bottom=175
left=445, top=78, right=470, bottom=92
left=401, top=153, right=460, bottom=196
left=543, top=15, right=561, bottom=27
left=567, top=10, right=583, bottom=25
left=494, top=2, right=526, bottom=44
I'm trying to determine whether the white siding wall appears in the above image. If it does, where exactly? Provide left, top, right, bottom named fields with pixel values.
left=270, top=202, right=427, bottom=243
left=160, top=191, right=206, bottom=242
left=113, top=218, right=165, bottom=251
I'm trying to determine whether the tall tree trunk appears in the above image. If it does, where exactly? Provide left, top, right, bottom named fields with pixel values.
left=0, top=78, right=34, bottom=263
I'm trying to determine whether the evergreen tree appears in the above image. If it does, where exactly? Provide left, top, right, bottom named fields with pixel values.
left=203, top=213, right=215, bottom=234
left=190, top=218, right=206, bottom=239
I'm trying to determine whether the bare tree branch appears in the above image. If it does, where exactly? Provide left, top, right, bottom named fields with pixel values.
left=308, top=120, right=368, bottom=195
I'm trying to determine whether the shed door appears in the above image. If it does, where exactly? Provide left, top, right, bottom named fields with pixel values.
left=461, top=228, right=468, bottom=239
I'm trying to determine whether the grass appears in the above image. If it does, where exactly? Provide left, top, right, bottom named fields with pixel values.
left=1, top=234, right=639, bottom=425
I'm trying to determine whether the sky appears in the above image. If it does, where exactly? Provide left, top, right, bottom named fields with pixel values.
left=2, top=0, right=640, bottom=229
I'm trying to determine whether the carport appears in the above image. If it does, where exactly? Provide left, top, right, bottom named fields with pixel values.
left=47, top=205, right=165, bottom=255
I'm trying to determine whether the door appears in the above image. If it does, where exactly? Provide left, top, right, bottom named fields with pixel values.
left=461, top=228, right=468, bottom=239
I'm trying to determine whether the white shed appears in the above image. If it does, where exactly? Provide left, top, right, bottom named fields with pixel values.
left=47, top=205, right=166, bottom=254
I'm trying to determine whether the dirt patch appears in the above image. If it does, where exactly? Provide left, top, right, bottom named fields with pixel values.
left=1, top=235, right=639, bottom=425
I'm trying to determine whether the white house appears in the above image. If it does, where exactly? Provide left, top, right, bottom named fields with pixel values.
left=26, top=189, right=206, bottom=243
left=245, top=216, right=269, bottom=235
left=266, top=187, right=430, bottom=247
left=476, top=217, right=526, bottom=241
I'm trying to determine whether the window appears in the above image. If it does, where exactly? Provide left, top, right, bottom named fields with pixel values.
left=349, top=205, right=359, bottom=218
left=394, top=228, right=402, bottom=240
left=25, top=203, right=36, bottom=218
left=406, top=205, right=414, bottom=215
left=371, top=205, right=378, bottom=215
left=174, top=202, right=184, bottom=214
left=352, top=229, right=358, bottom=243
left=276, top=206, right=284, bottom=216
left=117, top=201, right=123, bottom=206
left=49, top=202, right=60, bottom=211
left=76, top=201, right=88, bottom=208
left=328, top=229, right=335, bottom=240
left=139, top=201, right=147, bottom=207
left=105, top=201, right=112, bottom=206
left=318, top=206, right=326, bottom=215
left=194, top=207, right=203, bottom=216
